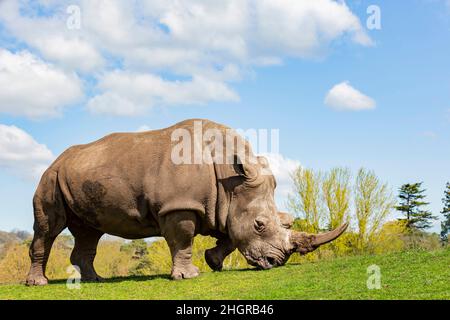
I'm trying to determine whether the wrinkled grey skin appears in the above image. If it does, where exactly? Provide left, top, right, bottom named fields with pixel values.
left=224, top=168, right=292, bottom=270
left=26, top=119, right=347, bottom=285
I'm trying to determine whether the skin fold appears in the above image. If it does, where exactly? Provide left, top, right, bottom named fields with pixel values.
left=26, top=119, right=347, bottom=285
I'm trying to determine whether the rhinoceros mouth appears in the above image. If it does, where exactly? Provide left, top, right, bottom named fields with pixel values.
left=245, top=254, right=283, bottom=270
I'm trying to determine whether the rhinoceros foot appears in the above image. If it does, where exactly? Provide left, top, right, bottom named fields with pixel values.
left=205, top=248, right=223, bottom=271
left=171, top=265, right=200, bottom=280
left=81, top=274, right=104, bottom=283
left=26, top=275, right=48, bottom=286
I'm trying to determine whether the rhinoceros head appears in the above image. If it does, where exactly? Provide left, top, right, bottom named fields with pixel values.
left=227, top=156, right=348, bottom=270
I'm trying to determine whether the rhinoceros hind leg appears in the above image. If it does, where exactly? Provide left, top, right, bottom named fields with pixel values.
left=26, top=231, right=63, bottom=286
left=26, top=171, right=67, bottom=286
left=161, top=211, right=200, bottom=280
left=68, top=221, right=104, bottom=282
left=205, top=237, right=236, bottom=271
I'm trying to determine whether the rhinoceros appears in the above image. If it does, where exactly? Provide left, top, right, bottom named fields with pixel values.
left=26, top=119, right=348, bottom=285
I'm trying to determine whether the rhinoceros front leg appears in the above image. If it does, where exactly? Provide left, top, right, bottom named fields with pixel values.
left=161, top=211, right=200, bottom=280
left=205, top=237, right=236, bottom=271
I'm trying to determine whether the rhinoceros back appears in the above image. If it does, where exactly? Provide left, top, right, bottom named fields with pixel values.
left=46, top=119, right=229, bottom=238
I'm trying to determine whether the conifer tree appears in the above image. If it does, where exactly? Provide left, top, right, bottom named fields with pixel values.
left=440, top=182, right=450, bottom=243
left=396, top=182, right=437, bottom=230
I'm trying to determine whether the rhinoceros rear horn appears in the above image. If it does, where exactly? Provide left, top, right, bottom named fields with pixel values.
left=290, top=223, right=349, bottom=255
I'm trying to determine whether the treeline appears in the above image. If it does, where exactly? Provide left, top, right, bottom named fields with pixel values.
left=0, top=235, right=248, bottom=284
left=287, top=167, right=450, bottom=258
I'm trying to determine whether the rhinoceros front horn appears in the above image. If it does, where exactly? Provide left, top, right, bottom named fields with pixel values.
left=290, top=223, right=349, bottom=255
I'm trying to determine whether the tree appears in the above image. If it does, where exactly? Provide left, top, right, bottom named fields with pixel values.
left=322, top=167, right=351, bottom=230
left=354, top=169, right=396, bottom=252
left=121, top=239, right=148, bottom=259
left=440, top=182, right=450, bottom=244
left=288, top=168, right=323, bottom=233
left=396, top=183, right=437, bottom=230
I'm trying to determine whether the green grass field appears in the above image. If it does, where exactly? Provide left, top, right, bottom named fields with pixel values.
left=1, top=249, right=448, bottom=300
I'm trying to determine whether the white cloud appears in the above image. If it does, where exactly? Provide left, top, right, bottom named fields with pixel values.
left=87, top=71, right=239, bottom=116
left=34, top=36, right=105, bottom=72
left=0, top=0, right=372, bottom=116
left=0, top=125, right=55, bottom=179
left=260, top=153, right=301, bottom=205
left=251, top=0, right=373, bottom=57
left=325, top=81, right=376, bottom=111
left=87, top=92, right=146, bottom=117
left=0, top=49, right=83, bottom=118
left=0, top=1, right=104, bottom=72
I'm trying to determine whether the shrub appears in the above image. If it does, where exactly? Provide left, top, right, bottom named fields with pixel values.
left=145, top=236, right=249, bottom=275
left=401, top=231, right=442, bottom=251
left=0, top=242, right=29, bottom=284
left=95, top=240, right=133, bottom=277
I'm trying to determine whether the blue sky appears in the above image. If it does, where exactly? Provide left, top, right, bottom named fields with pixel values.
left=0, top=0, right=449, bottom=233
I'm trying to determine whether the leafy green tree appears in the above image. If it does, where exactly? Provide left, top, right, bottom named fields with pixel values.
left=322, top=167, right=351, bottom=230
left=440, top=182, right=450, bottom=244
left=121, top=239, right=148, bottom=259
left=396, top=183, right=437, bottom=230
left=354, top=169, right=396, bottom=252
left=288, top=168, right=323, bottom=233
left=129, top=256, right=152, bottom=276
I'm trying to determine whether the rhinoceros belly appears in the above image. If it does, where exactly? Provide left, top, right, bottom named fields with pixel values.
left=59, top=170, right=162, bottom=239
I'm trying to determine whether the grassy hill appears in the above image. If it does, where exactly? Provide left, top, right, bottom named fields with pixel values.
left=0, top=249, right=448, bottom=300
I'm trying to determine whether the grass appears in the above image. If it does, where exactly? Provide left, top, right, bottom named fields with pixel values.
left=0, top=249, right=449, bottom=300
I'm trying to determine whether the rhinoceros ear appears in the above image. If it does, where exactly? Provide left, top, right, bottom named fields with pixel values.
left=257, top=156, right=270, bottom=168
left=278, top=212, right=294, bottom=229
left=233, top=155, right=262, bottom=186
left=257, top=156, right=274, bottom=177
left=234, top=155, right=258, bottom=180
